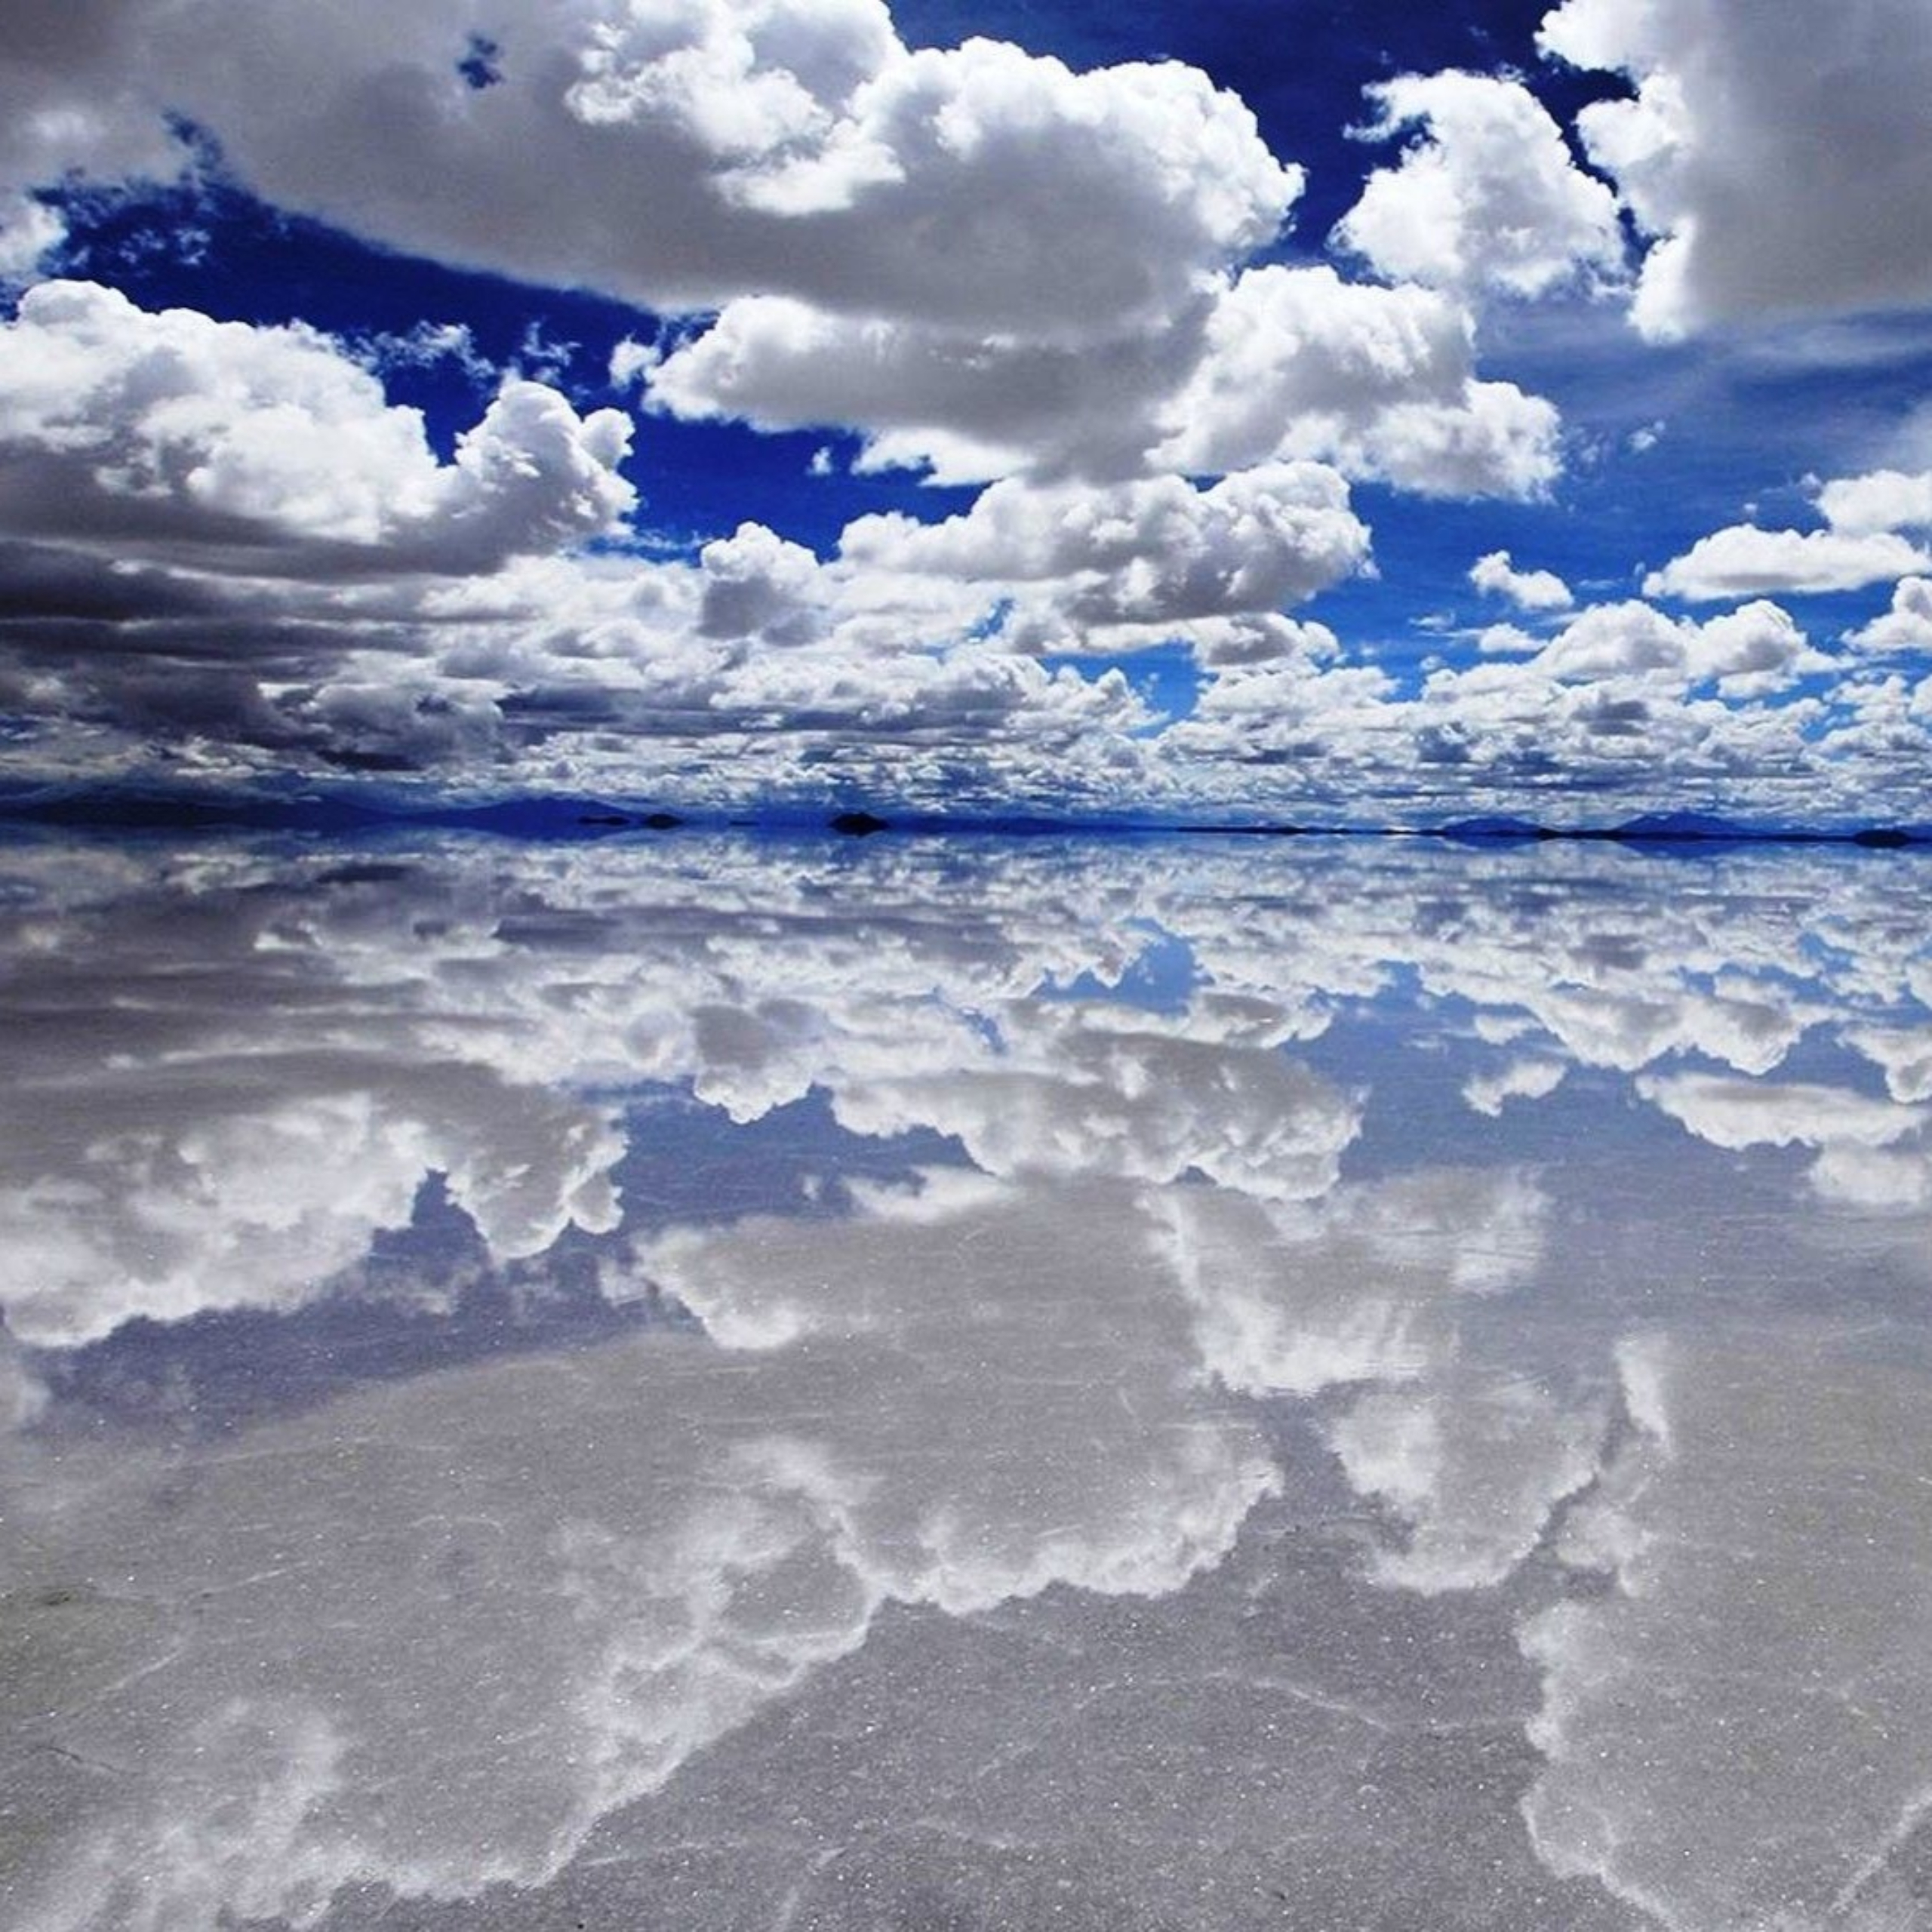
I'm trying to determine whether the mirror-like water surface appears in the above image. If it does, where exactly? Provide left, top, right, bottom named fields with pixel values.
left=6, top=830, right=1932, bottom=1930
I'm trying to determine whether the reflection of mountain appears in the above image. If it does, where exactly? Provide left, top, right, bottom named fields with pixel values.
left=2, top=831, right=1932, bottom=1927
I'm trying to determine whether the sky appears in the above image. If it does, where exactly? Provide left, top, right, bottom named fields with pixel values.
left=4, top=0, right=1932, bottom=826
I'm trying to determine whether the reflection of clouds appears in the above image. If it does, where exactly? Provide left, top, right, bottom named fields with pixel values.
left=0, top=1069, right=622, bottom=1347
left=1328, top=1373, right=1604, bottom=1594
left=1154, top=1165, right=1611, bottom=1604
left=1638, top=1071, right=1932, bottom=1215
left=834, top=1001, right=1361, bottom=1201
left=0, top=1329, right=45, bottom=1428
left=1524, top=1334, right=1932, bottom=1930
left=1462, top=1055, right=1567, bottom=1116
left=0, top=832, right=1551, bottom=1927
left=6, top=829, right=1930, bottom=1364
left=3, top=1168, right=1276, bottom=1929
left=0, top=844, right=645, bottom=1342
left=643, top=1173, right=1278, bottom=1610
left=1155, top=1167, right=1548, bottom=1397
left=1810, top=1144, right=1932, bottom=1211
left=2, top=836, right=1157, bottom=1344
left=28, top=1700, right=352, bottom=1932
left=1845, top=1024, right=1932, bottom=1104
left=1638, top=1072, right=1927, bottom=1151
left=8, top=832, right=1932, bottom=1923
left=8, top=834, right=1930, bottom=1325
left=1111, top=843, right=1865, bottom=1088
left=1529, top=976, right=1815, bottom=1077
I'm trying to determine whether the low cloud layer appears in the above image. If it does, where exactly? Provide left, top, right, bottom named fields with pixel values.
left=14, top=279, right=1922, bottom=821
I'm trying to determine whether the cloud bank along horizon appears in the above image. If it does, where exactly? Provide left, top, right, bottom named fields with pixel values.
left=5, top=0, right=1932, bottom=823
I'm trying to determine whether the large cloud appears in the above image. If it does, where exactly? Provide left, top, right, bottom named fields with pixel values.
left=0, top=0, right=186, bottom=273
left=0, top=4, right=1561, bottom=514
left=0, top=284, right=655, bottom=780
left=1156, top=591, right=1852, bottom=815
left=1527, top=597, right=1826, bottom=693
left=0, top=0, right=1294, bottom=341
left=1647, top=460, right=1932, bottom=604
left=0, top=281, right=635, bottom=575
left=1334, top=71, right=1625, bottom=300
left=0, top=0, right=1561, bottom=506
left=643, top=265, right=1560, bottom=495
left=1152, top=266, right=1562, bottom=498
left=0, top=0, right=1580, bottom=507
left=0, top=0, right=1620, bottom=813
left=836, top=463, right=1372, bottom=641
left=1644, top=525, right=1930, bottom=601
left=641, top=289, right=1217, bottom=484
left=1540, top=0, right=1932, bottom=337
left=1817, top=468, right=1932, bottom=537
left=0, top=282, right=1352, bottom=796
left=0, top=283, right=1192, bottom=792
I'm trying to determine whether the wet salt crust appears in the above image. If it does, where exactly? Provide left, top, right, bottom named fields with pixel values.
left=4, top=829, right=1932, bottom=1930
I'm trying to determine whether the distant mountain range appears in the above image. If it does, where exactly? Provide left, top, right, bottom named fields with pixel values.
left=0, top=783, right=1926, bottom=848
left=1433, top=811, right=1928, bottom=848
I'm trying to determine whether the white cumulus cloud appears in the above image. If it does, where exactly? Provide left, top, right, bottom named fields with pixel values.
left=838, top=463, right=1372, bottom=636
left=1541, top=0, right=1932, bottom=337
left=1335, top=70, right=1625, bottom=300
left=1, top=0, right=1297, bottom=345
left=1155, top=266, right=1561, bottom=498
left=0, top=281, right=635, bottom=575
left=1469, top=549, right=1574, bottom=611
left=1644, top=525, right=1931, bottom=601
left=1817, top=468, right=1932, bottom=537
left=1847, top=577, right=1932, bottom=656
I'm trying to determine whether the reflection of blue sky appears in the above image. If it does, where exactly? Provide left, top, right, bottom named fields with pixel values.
left=7, top=833, right=1932, bottom=1927
left=1038, top=920, right=1196, bottom=1014
left=615, top=1086, right=969, bottom=1233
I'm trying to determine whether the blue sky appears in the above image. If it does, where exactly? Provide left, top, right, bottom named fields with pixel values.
left=5, top=0, right=1932, bottom=824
